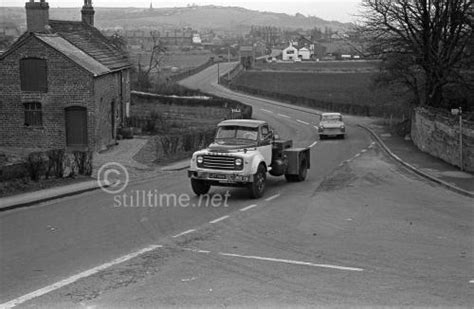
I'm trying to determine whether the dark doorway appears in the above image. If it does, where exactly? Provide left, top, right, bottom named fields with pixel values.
left=65, top=106, right=88, bottom=148
left=111, top=100, right=115, bottom=139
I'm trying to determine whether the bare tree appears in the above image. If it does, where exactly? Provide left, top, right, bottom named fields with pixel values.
left=358, top=0, right=473, bottom=108
left=137, top=31, right=167, bottom=91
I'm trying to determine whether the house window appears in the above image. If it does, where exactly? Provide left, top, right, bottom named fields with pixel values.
left=24, top=102, right=43, bottom=126
left=20, top=58, right=48, bottom=92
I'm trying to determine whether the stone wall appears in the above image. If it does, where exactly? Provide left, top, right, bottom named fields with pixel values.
left=411, top=107, right=474, bottom=172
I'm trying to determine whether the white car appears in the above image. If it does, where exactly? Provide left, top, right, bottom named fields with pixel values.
left=318, top=112, right=346, bottom=139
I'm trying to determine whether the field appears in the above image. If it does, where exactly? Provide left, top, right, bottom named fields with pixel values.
left=128, top=50, right=213, bottom=73
left=234, top=71, right=405, bottom=108
left=254, top=60, right=381, bottom=73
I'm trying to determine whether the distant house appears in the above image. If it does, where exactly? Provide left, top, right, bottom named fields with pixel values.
left=298, top=47, right=311, bottom=60
left=192, top=33, right=202, bottom=44
left=282, top=43, right=298, bottom=61
left=0, top=0, right=131, bottom=152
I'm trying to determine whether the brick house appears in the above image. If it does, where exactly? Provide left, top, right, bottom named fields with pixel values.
left=0, top=0, right=131, bottom=152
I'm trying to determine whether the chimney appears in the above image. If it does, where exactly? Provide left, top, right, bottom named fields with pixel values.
left=25, top=0, right=49, bottom=33
left=81, top=0, right=95, bottom=26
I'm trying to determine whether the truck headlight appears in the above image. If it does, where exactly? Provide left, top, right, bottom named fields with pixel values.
left=235, top=158, right=243, bottom=166
left=197, top=156, right=204, bottom=164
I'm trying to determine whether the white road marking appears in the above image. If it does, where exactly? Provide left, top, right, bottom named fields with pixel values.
left=260, top=109, right=274, bottom=114
left=209, top=215, right=230, bottom=224
left=470, top=280, right=474, bottom=284
left=172, top=229, right=196, bottom=238
left=183, top=248, right=211, bottom=254
left=361, top=149, right=367, bottom=153
left=313, top=125, right=320, bottom=130
left=297, top=119, right=310, bottom=125
left=240, top=204, right=258, bottom=212
left=309, top=141, right=318, bottom=148
left=218, top=252, right=364, bottom=272
left=265, top=194, right=281, bottom=202
left=354, top=153, right=361, bottom=158
left=0, top=245, right=163, bottom=309
left=278, top=113, right=290, bottom=118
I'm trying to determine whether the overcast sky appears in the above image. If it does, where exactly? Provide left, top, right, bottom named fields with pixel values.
left=1, top=0, right=362, bottom=22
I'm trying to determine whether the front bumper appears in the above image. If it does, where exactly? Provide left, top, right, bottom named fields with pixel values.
left=188, top=170, right=254, bottom=184
left=319, top=128, right=345, bottom=136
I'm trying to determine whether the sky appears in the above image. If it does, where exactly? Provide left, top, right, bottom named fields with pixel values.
left=1, top=0, right=363, bottom=22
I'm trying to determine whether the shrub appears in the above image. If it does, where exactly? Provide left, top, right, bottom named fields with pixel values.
left=46, top=149, right=65, bottom=179
left=26, top=152, right=46, bottom=181
left=72, top=151, right=93, bottom=176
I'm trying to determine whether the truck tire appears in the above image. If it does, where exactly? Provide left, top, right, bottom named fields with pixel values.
left=295, top=157, right=308, bottom=181
left=249, top=164, right=266, bottom=198
left=285, top=157, right=308, bottom=182
left=191, top=179, right=211, bottom=196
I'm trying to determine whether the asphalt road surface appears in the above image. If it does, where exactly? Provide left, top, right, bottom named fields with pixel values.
left=0, top=63, right=472, bottom=308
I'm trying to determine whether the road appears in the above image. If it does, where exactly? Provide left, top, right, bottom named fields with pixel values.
left=0, top=63, right=472, bottom=308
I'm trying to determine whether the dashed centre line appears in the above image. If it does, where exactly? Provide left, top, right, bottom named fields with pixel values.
left=0, top=245, right=163, bottom=309
left=209, top=215, right=230, bottom=224
left=265, top=194, right=281, bottom=202
left=172, top=229, right=196, bottom=238
left=240, top=204, right=258, bottom=212
left=297, top=119, right=310, bottom=125
left=217, top=252, right=364, bottom=272
left=278, top=114, right=291, bottom=118
left=260, top=109, right=274, bottom=114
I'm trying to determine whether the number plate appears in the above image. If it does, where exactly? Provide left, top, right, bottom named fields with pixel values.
left=209, top=173, right=227, bottom=180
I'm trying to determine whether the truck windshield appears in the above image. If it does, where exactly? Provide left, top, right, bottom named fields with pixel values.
left=322, top=115, right=342, bottom=121
left=216, top=126, right=259, bottom=141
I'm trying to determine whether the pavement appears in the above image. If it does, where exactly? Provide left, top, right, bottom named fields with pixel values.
left=1, top=116, right=472, bottom=212
left=361, top=122, right=474, bottom=197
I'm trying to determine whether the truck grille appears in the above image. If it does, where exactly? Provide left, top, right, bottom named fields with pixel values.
left=200, top=155, right=240, bottom=170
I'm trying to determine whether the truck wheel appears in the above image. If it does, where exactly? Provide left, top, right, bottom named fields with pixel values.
left=249, top=164, right=266, bottom=198
left=285, top=157, right=308, bottom=182
left=295, top=157, right=308, bottom=181
left=191, top=179, right=211, bottom=196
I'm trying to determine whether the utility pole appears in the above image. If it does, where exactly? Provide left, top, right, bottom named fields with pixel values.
left=452, top=107, right=463, bottom=171
left=459, top=107, right=463, bottom=171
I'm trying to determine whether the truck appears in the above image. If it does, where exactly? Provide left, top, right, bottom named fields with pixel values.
left=188, top=119, right=310, bottom=198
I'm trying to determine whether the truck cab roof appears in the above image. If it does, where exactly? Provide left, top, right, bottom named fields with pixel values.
left=218, top=119, right=267, bottom=128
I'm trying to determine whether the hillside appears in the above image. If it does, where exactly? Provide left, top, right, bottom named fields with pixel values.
left=1, top=5, right=350, bottom=32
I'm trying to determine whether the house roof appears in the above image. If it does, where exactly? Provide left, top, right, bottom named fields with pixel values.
left=1, top=20, right=130, bottom=74
left=35, top=33, right=110, bottom=76
left=49, top=20, right=130, bottom=71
